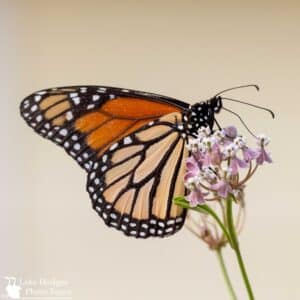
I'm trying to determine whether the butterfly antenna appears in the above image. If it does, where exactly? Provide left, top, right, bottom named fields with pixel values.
left=214, top=84, right=259, bottom=97
left=222, top=107, right=258, bottom=138
left=221, top=97, right=275, bottom=118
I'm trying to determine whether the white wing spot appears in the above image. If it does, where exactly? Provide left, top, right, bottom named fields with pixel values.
left=87, top=104, right=95, bottom=110
left=167, top=220, right=175, bottom=225
left=37, top=91, right=47, bottom=95
left=66, top=111, right=73, bottom=121
left=60, top=129, right=68, bottom=136
left=74, top=143, right=81, bottom=150
left=110, top=213, right=117, bottom=220
left=158, top=222, right=165, bottom=228
left=92, top=95, right=100, bottom=101
left=110, top=143, right=118, bottom=150
left=84, top=163, right=91, bottom=169
left=36, top=115, right=42, bottom=122
left=31, top=105, right=38, bottom=112
left=34, top=95, right=42, bottom=102
left=124, top=137, right=132, bottom=145
left=72, top=97, right=80, bottom=105
left=88, top=186, right=95, bottom=193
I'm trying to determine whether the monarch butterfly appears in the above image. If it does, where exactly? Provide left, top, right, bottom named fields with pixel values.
left=20, top=84, right=273, bottom=238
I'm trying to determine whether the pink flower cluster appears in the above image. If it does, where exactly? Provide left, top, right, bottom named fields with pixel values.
left=184, top=126, right=272, bottom=206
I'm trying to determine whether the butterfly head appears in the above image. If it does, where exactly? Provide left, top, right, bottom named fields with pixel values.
left=207, top=96, right=223, bottom=113
left=183, top=96, right=223, bottom=136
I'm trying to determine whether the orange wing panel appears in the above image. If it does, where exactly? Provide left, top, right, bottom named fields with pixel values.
left=75, top=97, right=182, bottom=154
left=87, top=119, right=133, bottom=150
left=101, top=97, right=181, bottom=118
left=75, top=112, right=110, bottom=132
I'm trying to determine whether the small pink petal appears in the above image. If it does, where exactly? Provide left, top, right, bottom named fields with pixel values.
left=237, top=157, right=248, bottom=168
left=211, top=180, right=232, bottom=198
left=224, top=126, right=237, bottom=139
left=243, top=147, right=258, bottom=162
left=186, top=156, right=199, bottom=175
left=202, top=153, right=212, bottom=167
left=187, top=189, right=207, bottom=206
left=256, top=148, right=272, bottom=164
left=211, top=144, right=222, bottom=165
left=184, top=171, right=197, bottom=181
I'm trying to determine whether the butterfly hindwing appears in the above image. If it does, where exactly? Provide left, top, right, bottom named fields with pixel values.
left=87, top=112, right=189, bottom=238
left=20, top=86, right=187, bottom=172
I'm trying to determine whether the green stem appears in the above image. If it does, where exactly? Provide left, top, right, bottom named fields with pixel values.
left=173, top=197, right=234, bottom=248
left=226, top=195, right=255, bottom=300
left=216, top=248, right=238, bottom=300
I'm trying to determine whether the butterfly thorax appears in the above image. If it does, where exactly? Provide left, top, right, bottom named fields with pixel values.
left=182, top=96, right=223, bottom=137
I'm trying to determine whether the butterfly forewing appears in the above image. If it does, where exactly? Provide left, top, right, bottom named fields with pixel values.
left=20, top=86, right=186, bottom=172
left=87, top=112, right=188, bottom=238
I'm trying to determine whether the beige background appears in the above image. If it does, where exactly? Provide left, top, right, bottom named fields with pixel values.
left=1, top=0, right=299, bottom=299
